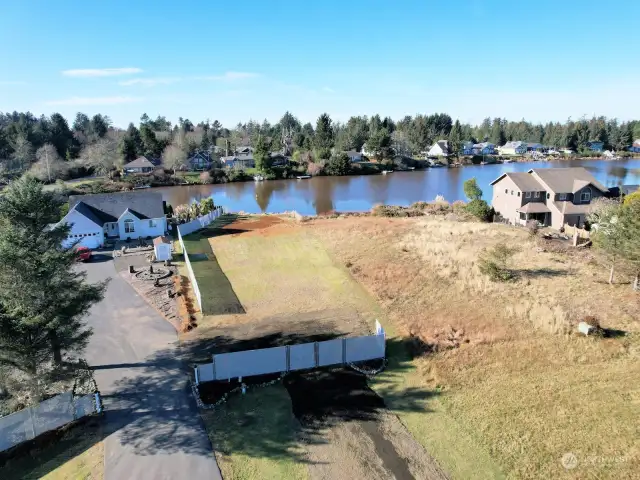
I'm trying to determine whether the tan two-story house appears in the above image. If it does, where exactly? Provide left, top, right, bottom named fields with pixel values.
left=490, top=167, right=609, bottom=229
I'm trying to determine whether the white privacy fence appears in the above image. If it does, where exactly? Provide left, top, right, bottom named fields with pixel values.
left=176, top=207, right=225, bottom=312
left=0, top=391, right=101, bottom=453
left=196, top=321, right=386, bottom=384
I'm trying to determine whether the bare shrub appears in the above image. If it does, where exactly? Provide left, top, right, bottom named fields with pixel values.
left=306, top=162, right=324, bottom=176
left=478, top=243, right=518, bottom=281
left=526, top=220, right=540, bottom=237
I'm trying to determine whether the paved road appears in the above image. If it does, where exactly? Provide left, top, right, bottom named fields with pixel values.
left=82, top=255, right=221, bottom=480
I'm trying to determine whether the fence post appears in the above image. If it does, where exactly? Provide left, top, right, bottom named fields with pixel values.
left=314, top=342, right=319, bottom=367
left=94, top=392, right=103, bottom=414
left=285, top=346, right=291, bottom=372
left=342, top=338, right=347, bottom=365
left=194, top=366, right=200, bottom=386
left=27, top=406, right=37, bottom=440
left=212, top=355, right=217, bottom=381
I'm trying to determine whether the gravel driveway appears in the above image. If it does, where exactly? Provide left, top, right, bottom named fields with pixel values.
left=81, top=254, right=221, bottom=480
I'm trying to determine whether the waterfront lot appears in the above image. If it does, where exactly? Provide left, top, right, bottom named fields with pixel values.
left=181, top=215, right=446, bottom=479
left=182, top=213, right=639, bottom=479
left=309, top=215, right=640, bottom=479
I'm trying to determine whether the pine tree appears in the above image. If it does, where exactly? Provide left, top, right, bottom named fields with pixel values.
left=313, top=113, right=334, bottom=160
left=254, top=135, right=273, bottom=172
left=0, top=176, right=106, bottom=367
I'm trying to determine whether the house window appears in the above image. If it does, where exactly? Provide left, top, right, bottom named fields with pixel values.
left=511, top=190, right=514, bottom=195
left=534, top=192, right=540, bottom=198
left=149, top=219, right=157, bottom=228
left=505, top=189, right=508, bottom=194
left=124, top=219, right=135, bottom=233
left=525, top=192, right=531, bottom=198
left=517, top=192, right=521, bottom=197
left=581, top=189, right=591, bottom=202
left=547, top=193, right=550, bottom=199
left=519, top=212, right=526, bottom=220
left=558, top=193, right=567, bottom=201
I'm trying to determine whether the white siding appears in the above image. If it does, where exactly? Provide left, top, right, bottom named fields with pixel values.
left=154, top=243, right=172, bottom=261
left=117, top=212, right=166, bottom=240
left=491, top=177, right=522, bottom=225
left=60, top=210, right=104, bottom=249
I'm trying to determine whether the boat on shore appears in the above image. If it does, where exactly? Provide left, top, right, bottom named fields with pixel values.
left=254, top=175, right=265, bottom=182
left=381, top=170, right=393, bottom=175
left=296, top=175, right=311, bottom=180
left=133, top=185, right=151, bottom=190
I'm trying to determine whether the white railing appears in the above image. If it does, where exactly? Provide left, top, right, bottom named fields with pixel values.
left=176, top=207, right=225, bottom=312
left=196, top=321, right=386, bottom=384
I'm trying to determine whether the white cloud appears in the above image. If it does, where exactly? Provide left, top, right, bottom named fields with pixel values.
left=322, top=86, right=335, bottom=93
left=119, top=77, right=181, bottom=87
left=195, top=71, right=260, bottom=81
left=61, top=68, right=143, bottom=78
left=45, top=96, right=143, bottom=106
left=0, top=80, right=26, bottom=85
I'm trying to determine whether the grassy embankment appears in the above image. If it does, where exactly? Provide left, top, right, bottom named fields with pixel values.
left=309, top=215, right=640, bottom=479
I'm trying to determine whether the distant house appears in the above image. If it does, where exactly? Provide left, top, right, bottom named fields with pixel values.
left=123, top=156, right=158, bottom=174
left=236, top=146, right=252, bottom=155
left=560, top=148, right=575, bottom=155
left=462, top=141, right=474, bottom=155
left=490, top=167, right=609, bottom=229
left=346, top=150, right=364, bottom=162
left=427, top=140, right=450, bottom=157
left=629, top=140, right=640, bottom=153
left=473, top=142, right=496, bottom=155
left=58, top=192, right=167, bottom=248
left=498, top=141, right=527, bottom=155
left=187, top=151, right=215, bottom=171
left=270, top=152, right=288, bottom=166
left=221, top=153, right=255, bottom=169
left=586, top=141, right=604, bottom=152
left=526, top=143, right=545, bottom=152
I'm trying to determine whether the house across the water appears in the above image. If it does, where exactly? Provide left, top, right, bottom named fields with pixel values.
left=498, top=141, right=527, bottom=155
left=491, top=167, right=609, bottom=229
left=586, top=141, right=604, bottom=152
left=58, top=192, right=167, bottom=248
left=427, top=140, right=450, bottom=157
left=629, top=140, right=640, bottom=153
left=123, top=156, right=159, bottom=174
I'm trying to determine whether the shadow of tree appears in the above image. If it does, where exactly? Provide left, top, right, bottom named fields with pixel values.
left=95, top=330, right=438, bottom=467
left=520, top=267, right=570, bottom=278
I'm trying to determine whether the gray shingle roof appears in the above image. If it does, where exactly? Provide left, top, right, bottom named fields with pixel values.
left=123, top=156, right=156, bottom=169
left=530, top=167, right=608, bottom=193
left=490, top=172, right=544, bottom=192
left=69, top=192, right=165, bottom=223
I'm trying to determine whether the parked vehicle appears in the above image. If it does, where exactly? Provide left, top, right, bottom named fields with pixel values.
left=76, top=246, right=92, bottom=262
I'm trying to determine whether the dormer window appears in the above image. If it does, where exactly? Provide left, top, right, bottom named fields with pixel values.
left=534, top=192, right=540, bottom=198
left=581, top=189, right=591, bottom=202
left=525, top=192, right=531, bottom=198
left=558, top=193, right=567, bottom=201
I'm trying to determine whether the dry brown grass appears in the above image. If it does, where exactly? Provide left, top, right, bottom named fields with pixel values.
left=306, top=215, right=640, bottom=479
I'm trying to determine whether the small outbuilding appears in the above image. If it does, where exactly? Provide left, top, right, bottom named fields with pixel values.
left=153, top=236, right=172, bottom=261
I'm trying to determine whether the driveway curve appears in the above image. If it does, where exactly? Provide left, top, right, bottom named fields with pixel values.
left=82, top=256, right=221, bottom=480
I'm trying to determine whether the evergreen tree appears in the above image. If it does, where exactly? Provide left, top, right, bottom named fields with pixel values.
left=449, top=120, right=463, bottom=157
left=0, top=177, right=106, bottom=365
left=254, top=135, right=273, bottom=172
left=313, top=113, right=334, bottom=160
left=120, top=123, right=144, bottom=161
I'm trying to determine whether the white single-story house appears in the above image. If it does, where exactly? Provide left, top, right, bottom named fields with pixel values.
left=59, top=192, right=167, bottom=249
left=427, top=140, right=450, bottom=157
left=153, top=236, right=172, bottom=261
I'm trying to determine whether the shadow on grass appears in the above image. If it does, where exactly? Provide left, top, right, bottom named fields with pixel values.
left=92, top=328, right=439, bottom=468
left=0, top=416, right=105, bottom=480
left=520, top=267, right=571, bottom=278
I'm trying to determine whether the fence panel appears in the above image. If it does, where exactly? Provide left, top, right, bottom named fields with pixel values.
left=0, top=391, right=98, bottom=453
left=197, top=363, right=215, bottom=383
left=0, top=408, right=32, bottom=452
left=345, top=335, right=386, bottom=363
left=73, top=394, right=96, bottom=418
left=317, top=339, right=344, bottom=367
left=32, top=391, right=74, bottom=437
left=214, top=346, right=288, bottom=380
left=289, top=343, right=316, bottom=371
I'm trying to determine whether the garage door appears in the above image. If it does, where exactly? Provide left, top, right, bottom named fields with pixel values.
left=70, top=233, right=102, bottom=249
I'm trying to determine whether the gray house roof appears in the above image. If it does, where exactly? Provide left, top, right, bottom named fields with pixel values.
left=123, top=156, right=156, bottom=169
left=490, top=172, right=544, bottom=192
left=530, top=167, right=608, bottom=193
left=69, top=192, right=165, bottom=223
left=502, top=141, right=526, bottom=149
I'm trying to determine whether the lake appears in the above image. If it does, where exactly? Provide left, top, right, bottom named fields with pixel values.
left=154, top=159, right=640, bottom=215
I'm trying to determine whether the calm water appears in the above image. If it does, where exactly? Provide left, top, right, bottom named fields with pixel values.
left=154, top=159, right=640, bottom=215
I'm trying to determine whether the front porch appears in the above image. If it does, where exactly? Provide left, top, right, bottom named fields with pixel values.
left=516, top=203, right=551, bottom=226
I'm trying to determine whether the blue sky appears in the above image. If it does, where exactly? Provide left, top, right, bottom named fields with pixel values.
left=1, top=0, right=638, bottom=128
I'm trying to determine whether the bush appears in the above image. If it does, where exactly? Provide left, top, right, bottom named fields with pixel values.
left=325, top=152, right=351, bottom=176
left=371, top=204, right=424, bottom=217
left=199, top=171, right=212, bottom=184
left=526, top=219, right=540, bottom=237
left=306, top=162, right=324, bottom=176
left=227, top=169, right=252, bottom=182
left=465, top=199, right=493, bottom=221
left=478, top=243, right=518, bottom=281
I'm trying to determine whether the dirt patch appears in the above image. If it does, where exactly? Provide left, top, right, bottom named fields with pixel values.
left=284, top=369, right=448, bottom=480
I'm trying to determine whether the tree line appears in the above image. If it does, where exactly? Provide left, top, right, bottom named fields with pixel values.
left=1, top=110, right=639, bottom=182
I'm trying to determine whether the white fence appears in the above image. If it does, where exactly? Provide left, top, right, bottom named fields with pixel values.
left=176, top=207, right=225, bottom=312
left=0, top=392, right=100, bottom=453
left=196, top=321, right=386, bottom=383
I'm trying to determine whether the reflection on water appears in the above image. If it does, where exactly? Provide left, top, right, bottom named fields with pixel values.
left=153, top=159, right=640, bottom=215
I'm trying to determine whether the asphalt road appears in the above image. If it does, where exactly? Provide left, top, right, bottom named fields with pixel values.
left=82, top=255, right=221, bottom=480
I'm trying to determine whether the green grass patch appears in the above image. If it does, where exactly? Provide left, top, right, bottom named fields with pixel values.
left=200, top=384, right=308, bottom=480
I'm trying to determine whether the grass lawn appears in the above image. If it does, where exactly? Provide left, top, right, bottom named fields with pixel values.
left=200, top=385, right=307, bottom=480
left=309, top=215, right=640, bottom=479
left=1, top=418, right=104, bottom=480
